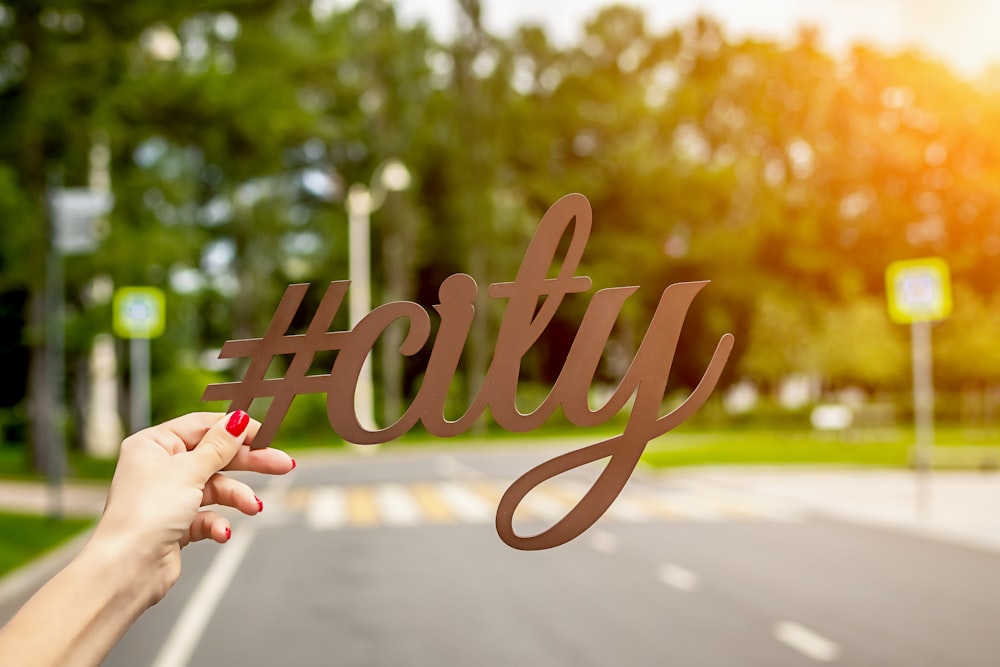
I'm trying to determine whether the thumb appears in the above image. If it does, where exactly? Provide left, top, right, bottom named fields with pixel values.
left=189, top=410, right=252, bottom=480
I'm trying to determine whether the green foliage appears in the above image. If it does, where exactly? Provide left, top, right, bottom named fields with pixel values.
left=149, top=361, right=228, bottom=423
left=272, top=392, right=345, bottom=444
left=934, top=284, right=1000, bottom=387
left=812, top=298, right=908, bottom=388
left=3, top=0, right=1000, bottom=465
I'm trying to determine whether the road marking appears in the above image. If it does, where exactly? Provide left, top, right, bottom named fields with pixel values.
left=300, top=480, right=807, bottom=530
left=410, top=483, right=454, bottom=523
left=605, top=495, right=652, bottom=522
left=436, top=482, right=494, bottom=523
left=347, top=486, right=379, bottom=526
left=469, top=480, right=503, bottom=505
left=435, top=455, right=484, bottom=479
left=678, top=480, right=804, bottom=523
left=773, top=621, right=840, bottom=662
left=519, top=486, right=570, bottom=522
left=305, top=486, right=347, bottom=530
left=588, top=529, right=619, bottom=554
left=657, top=563, right=699, bottom=591
left=151, top=525, right=257, bottom=667
left=653, top=491, right=725, bottom=522
left=376, top=484, right=421, bottom=526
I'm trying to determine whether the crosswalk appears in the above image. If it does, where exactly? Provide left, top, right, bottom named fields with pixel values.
left=279, top=479, right=805, bottom=531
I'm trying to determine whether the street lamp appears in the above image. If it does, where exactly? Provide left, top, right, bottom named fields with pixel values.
left=345, top=158, right=411, bottom=430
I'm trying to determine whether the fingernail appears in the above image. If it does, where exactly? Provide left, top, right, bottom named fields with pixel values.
left=224, top=526, right=232, bottom=541
left=255, top=495, right=263, bottom=512
left=226, top=410, right=250, bottom=437
left=291, top=458, right=297, bottom=471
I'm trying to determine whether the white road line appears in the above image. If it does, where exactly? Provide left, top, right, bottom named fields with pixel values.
left=435, top=456, right=484, bottom=479
left=773, top=621, right=840, bottom=663
left=587, top=529, right=619, bottom=554
left=605, top=495, right=653, bottom=522
left=519, top=489, right=569, bottom=522
left=305, top=486, right=348, bottom=530
left=436, top=482, right=494, bottom=523
left=151, top=526, right=257, bottom=667
left=678, top=481, right=804, bottom=523
left=653, top=491, right=725, bottom=521
left=657, top=563, right=699, bottom=591
left=376, top=484, right=422, bottom=526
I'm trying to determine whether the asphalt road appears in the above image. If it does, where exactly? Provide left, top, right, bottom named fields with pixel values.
left=28, top=443, right=1000, bottom=665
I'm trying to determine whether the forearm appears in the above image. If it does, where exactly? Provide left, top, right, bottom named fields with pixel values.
left=0, top=412, right=286, bottom=665
left=0, top=535, right=153, bottom=667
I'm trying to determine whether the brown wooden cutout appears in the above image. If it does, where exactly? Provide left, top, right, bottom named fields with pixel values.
left=203, top=193, right=734, bottom=550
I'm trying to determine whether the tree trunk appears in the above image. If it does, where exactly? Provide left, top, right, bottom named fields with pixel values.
left=26, top=284, right=52, bottom=472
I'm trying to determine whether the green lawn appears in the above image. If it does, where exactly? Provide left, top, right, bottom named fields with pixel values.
left=641, top=426, right=1000, bottom=469
left=0, top=512, right=92, bottom=578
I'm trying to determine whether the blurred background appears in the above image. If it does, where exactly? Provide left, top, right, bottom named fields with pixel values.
left=4, top=1, right=1000, bottom=664
left=4, top=0, right=1000, bottom=469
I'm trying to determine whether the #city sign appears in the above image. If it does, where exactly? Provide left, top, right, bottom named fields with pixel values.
left=204, top=193, right=734, bottom=550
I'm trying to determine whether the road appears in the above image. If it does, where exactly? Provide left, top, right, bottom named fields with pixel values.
left=18, top=442, right=1000, bottom=665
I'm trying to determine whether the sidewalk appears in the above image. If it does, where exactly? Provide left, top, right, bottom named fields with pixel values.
left=679, top=467, right=1000, bottom=555
left=0, top=480, right=108, bottom=517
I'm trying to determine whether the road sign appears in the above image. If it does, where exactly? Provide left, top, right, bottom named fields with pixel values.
left=50, top=188, right=113, bottom=256
left=885, top=258, right=952, bottom=324
left=113, top=287, right=165, bottom=339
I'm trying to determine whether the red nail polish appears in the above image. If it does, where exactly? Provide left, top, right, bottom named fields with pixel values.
left=226, top=410, right=250, bottom=437
left=291, top=458, right=297, bottom=471
left=224, top=526, right=232, bottom=541
left=255, top=495, right=263, bottom=512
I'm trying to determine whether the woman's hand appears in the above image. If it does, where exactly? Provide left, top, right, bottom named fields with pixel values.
left=92, top=411, right=295, bottom=607
left=0, top=411, right=296, bottom=667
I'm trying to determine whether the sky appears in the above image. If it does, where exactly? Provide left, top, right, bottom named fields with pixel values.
left=392, top=0, right=1000, bottom=78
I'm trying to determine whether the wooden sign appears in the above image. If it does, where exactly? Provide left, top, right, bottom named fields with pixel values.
left=204, top=193, right=734, bottom=550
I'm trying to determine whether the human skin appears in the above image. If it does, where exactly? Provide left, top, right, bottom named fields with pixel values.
left=0, top=411, right=294, bottom=667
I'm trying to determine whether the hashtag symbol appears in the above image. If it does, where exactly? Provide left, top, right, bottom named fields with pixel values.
left=202, top=282, right=349, bottom=449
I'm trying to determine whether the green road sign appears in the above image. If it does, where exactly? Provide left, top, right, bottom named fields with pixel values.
left=885, top=258, right=952, bottom=324
left=113, top=287, right=165, bottom=339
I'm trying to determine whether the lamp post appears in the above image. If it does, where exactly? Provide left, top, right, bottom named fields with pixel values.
left=345, top=159, right=411, bottom=430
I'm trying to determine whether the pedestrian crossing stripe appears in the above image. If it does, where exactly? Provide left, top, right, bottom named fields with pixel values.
left=348, top=487, right=379, bottom=526
left=287, top=480, right=803, bottom=531
left=410, top=484, right=454, bottom=524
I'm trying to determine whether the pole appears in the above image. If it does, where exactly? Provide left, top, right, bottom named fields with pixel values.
left=348, top=200, right=375, bottom=431
left=130, top=337, right=151, bottom=433
left=44, top=194, right=66, bottom=520
left=911, top=320, right=934, bottom=515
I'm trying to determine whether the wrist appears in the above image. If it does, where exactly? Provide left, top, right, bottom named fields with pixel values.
left=82, top=524, right=167, bottom=609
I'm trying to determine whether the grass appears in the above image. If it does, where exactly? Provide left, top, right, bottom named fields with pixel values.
left=0, top=512, right=93, bottom=578
left=641, top=425, right=1000, bottom=469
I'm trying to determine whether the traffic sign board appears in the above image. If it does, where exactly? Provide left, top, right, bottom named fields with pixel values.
left=113, top=287, right=165, bottom=339
left=50, top=188, right=113, bottom=256
left=885, top=258, right=952, bottom=324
